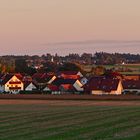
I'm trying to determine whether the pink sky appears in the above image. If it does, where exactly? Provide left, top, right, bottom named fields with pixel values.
left=0, top=0, right=140, bottom=55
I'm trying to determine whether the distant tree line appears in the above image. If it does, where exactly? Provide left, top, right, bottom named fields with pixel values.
left=0, top=52, right=139, bottom=75
left=94, top=52, right=140, bottom=65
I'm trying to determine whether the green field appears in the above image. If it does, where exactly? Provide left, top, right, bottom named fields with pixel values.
left=0, top=104, right=140, bottom=140
left=105, top=64, right=140, bottom=75
left=83, top=64, right=140, bottom=74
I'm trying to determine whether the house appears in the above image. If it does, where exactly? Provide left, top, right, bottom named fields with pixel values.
left=43, top=84, right=60, bottom=94
left=52, top=78, right=84, bottom=93
left=84, top=76, right=123, bottom=95
left=122, top=80, right=140, bottom=94
left=79, top=77, right=88, bottom=85
left=22, top=75, right=32, bottom=82
left=24, top=81, right=37, bottom=91
left=58, top=71, right=83, bottom=78
left=0, top=74, right=24, bottom=94
left=32, top=73, right=56, bottom=91
left=32, top=73, right=56, bottom=85
left=73, top=80, right=84, bottom=92
left=59, top=84, right=75, bottom=93
left=15, top=73, right=23, bottom=80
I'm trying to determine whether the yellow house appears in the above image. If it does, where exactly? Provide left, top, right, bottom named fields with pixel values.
left=85, top=76, right=123, bottom=95
left=2, top=74, right=24, bottom=94
left=91, top=80, right=123, bottom=95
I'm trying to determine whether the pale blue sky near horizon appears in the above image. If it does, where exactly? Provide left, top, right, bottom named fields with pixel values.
left=0, top=0, right=140, bottom=55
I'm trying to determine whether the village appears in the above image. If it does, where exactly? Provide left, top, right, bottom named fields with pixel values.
left=0, top=53, right=139, bottom=95
left=0, top=70, right=139, bottom=95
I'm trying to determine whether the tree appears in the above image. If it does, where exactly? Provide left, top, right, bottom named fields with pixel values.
left=58, top=62, right=81, bottom=72
left=15, top=59, right=37, bottom=75
left=93, top=66, right=106, bottom=76
left=15, top=59, right=27, bottom=73
left=43, top=61, right=58, bottom=72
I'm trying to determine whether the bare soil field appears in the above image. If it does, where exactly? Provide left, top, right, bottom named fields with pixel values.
left=0, top=94, right=140, bottom=101
left=0, top=94, right=140, bottom=106
left=0, top=99, right=140, bottom=106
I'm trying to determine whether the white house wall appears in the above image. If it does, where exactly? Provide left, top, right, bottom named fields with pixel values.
left=91, top=90, right=104, bottom=95
left=77, top=72, right=83, bottom=77
left=43, top=87, right=51, bottom=91
left=25, top=83, right=37, bottom=91
left=0, top=85, right=4, bottom=93
left=73, top=80, right=83, bottom=92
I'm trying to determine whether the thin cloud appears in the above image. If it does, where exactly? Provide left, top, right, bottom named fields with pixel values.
left=44, top=40, right=140, bottom=46
left=39, top=40, right=140, bottom=55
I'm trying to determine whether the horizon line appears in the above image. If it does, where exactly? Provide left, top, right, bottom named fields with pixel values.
left=0, top=51, right=140, bottom=57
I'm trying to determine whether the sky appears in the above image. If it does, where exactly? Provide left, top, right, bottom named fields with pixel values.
left=0, top=0, right=140, bottom=55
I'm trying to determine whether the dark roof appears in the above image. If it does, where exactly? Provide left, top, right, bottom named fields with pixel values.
left=32, top=73, right=55, bottom=79
left=85, top=76, right=120, bottom=92
left=0, top=73, right=5, bottom=79
left=47, top=85, right=59, bottom=91
left=122, top=80, right=140, bottom=89
left=123, top=74, right=140, bottom=76
left=57, top=71, right=80, bottom=76
left=52, top=78, right=77, bottom=86
left=24, top=81, right=31, bottom=89
left=1, top=74, right=14, bottom=85
left=32, top=73, right=46, bottom=79
left=22, top=76, right=32, bottom=82
left=15, top=73, right=23, bottom=80
left=33, top=78, right=47, bottom=84
left=32, top=73, right=54, bottom=84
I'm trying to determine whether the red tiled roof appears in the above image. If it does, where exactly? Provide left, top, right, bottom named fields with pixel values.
left=60, top=84, right=74, bottom=91
left=122, top=80, right=140, bottom=89
left=47, top=85, right=59, bottom=91
left=61, top=74, right=80, bottom=79
left=60, top=71, right=79, bottom=75
left=15, top=73, right=23, bottom=80
left=85, top=76, right=120, bottom=92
